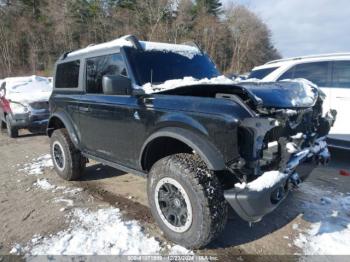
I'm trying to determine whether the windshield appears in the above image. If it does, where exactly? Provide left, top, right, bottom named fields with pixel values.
left=124, top=47, right=220, bottom=85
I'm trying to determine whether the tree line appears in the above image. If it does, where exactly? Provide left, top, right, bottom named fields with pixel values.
left=0, top=0, right=280, bottom=78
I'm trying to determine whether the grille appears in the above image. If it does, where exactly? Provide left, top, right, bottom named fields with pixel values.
left=30, top=101, right=49, bottom=110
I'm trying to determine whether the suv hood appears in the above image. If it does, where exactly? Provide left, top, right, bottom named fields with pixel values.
left=149, top=77, right=319, bottom=109
left=238, top=80, right=318, bottom=108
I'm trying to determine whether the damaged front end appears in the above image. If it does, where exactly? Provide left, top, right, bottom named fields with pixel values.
left=224, top=81, right=337, bottom=222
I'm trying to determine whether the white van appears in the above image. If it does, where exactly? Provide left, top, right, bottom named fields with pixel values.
left=249, top=53, right=350, bottom=149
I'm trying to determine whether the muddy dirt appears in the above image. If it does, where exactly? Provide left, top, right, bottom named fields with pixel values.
left=1, top=129, right=349, bottom=260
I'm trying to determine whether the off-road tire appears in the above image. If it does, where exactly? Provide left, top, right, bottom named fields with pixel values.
left=148, top=153, right=228, bottom=249
left=6, top=115, right=18, bottom=138
left=50, top=128, right=86, bottom=181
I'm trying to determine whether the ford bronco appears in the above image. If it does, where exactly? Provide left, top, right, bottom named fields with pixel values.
left=47, top=35, right=336, bottom=248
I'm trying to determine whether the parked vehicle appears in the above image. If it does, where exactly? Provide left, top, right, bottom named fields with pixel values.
left=48, top=35, right=335, bottom=248
left=249, top=53, right=350, bottom=149
left=0, top=75, right=52, bottom=137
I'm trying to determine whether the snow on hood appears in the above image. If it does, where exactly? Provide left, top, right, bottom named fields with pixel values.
left=3, top=75, right=52, bottom=104
left=141, top=76, right=318, bottom=107
left=142, top=75, right=235, bottom=94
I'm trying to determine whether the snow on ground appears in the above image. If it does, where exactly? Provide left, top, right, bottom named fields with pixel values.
left=14, top=154, right=192, bottom=256
left=20, top=154, right=53, bottom=175
left=235, top=171, right=288, bottom=192
left=294, top=182, right=350, bottom=255
left=33, top=179, right=56, bottom=191
left=12, top=207, right=192, bottom=256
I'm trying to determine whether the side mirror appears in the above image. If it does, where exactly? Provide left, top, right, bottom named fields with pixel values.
left=102, top=75, right=132, bottom=95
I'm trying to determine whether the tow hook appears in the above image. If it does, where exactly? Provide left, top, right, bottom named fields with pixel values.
left=290, top=172, right=301, bottom=188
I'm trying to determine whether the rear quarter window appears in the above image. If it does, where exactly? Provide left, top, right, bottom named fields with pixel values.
left=332, top=61, right=350, bottom=88
left=55, top=60, right=80, bottom=88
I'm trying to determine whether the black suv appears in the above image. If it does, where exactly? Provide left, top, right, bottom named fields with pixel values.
left=48, top=35, right=335, bottom=248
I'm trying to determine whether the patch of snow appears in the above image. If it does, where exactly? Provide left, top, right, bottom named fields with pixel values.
left=54, top=198, right=74, bottom=207
left=292, top=223, right=299, bottom=230
left=168, top=245, right=193, bottom=255
left=68, top=35, right=133, bottom=57
left=62, top=188, right=83, bottom=195
left=235, top=171, right=288, bottom=192
left=294, top=182, right=350, bottom=255
left=311, top=141, right=327, bottom=154
left=286, top=142, right=298, bottom=154
left=140, top=41, right=200, bottom=59
left=20, top=154, right=53, bottom=175
left=34, top=179, right=56, bottom=191
left=291, top=133, right=304, bottom=139
left=67, top=35, right=201, bottom=60
left=142, top=75, right=234, bottom=94
left=24, top=208, right=163, bottom=255
left=10, top=243, right=23, bottom=254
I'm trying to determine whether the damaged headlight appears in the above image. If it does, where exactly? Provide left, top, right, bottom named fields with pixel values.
left=9, top=101, right=29, bottom=114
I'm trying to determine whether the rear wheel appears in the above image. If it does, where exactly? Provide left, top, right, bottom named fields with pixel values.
left=50, top=128, right=86, bottom=181
left=147, top=153, right=228, bottom=249
left=6, top=115, right=18, bottom=138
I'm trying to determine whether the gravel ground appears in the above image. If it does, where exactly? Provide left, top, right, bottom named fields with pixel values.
left=0, top=130, right=349, bottom=260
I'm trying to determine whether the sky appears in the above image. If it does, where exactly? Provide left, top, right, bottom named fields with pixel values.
left=222, top=0, right=350, bottom=58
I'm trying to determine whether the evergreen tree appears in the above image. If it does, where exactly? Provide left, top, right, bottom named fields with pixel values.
left=194, top=0, right=222, bottom=16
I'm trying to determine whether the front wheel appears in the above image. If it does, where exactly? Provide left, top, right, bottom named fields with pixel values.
left=50, top=128, right=86, bottom=181
left=147, top=153, right=228, bottom=249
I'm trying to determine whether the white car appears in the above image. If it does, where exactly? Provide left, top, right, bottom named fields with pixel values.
left=249, top=53, right=350, bottom=149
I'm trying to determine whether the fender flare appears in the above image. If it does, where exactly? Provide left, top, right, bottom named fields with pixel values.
left=140, top=127, right=226, bottom=171
left=47, top=112, right=80, bottom=148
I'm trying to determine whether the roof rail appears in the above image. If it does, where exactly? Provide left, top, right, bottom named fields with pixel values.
left=181, top=41, right=203, bottom=53
left=60, top=51, right=73, bottom=60
left=125, top=35, right=143, bottom=50
left=266, top=52, right=350, bottom=64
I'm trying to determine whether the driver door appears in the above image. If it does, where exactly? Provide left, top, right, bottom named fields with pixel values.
left=78, top=53, right=141, bottom=168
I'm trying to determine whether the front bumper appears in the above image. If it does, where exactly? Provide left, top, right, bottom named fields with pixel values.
left=224, top=137, right=330, bottom=222
left=10, top=111, right=49, bottom=131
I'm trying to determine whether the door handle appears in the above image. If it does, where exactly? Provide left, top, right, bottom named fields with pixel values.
left=79, top=106, right=90, bottom=112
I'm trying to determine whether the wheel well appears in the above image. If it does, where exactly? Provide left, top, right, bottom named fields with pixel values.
left=47, top=117, right=66, bottom=137
left=142, top=137, right=193, bottom=171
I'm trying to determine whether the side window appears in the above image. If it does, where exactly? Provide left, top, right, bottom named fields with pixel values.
left=332, top=61, right=350, bottom=88
left=294, top=62, right=329, bottom=87
left=55, top=60, right=80, bottom=88
left=86, top=53, right=127, bottom=94
left=278, top=67, right=294, bottom=80
left=248, top=67, right=278, bottom=80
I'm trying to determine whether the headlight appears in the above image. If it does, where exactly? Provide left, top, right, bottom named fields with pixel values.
left=9, top=101, right=29, bottom=114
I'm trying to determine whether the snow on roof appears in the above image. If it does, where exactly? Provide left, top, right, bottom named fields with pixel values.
left=139, top=41, right=200, bottom=59
left=67, top=35, right=134, bottom=57
left=67, top=35, right=201, bottom=59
